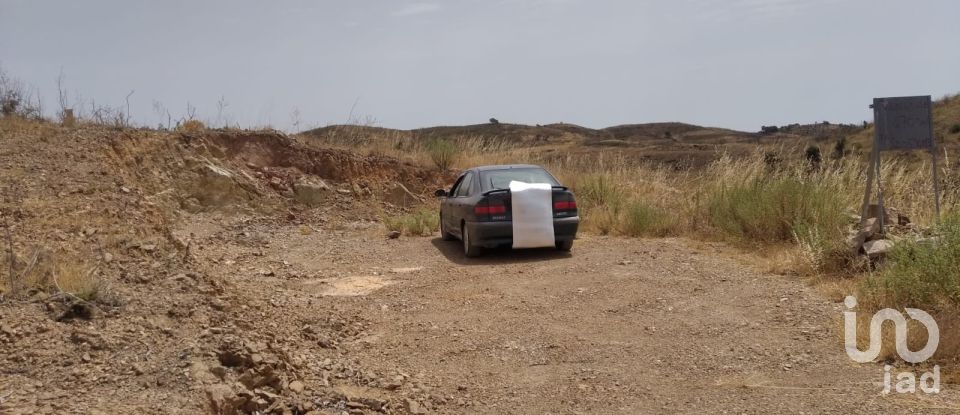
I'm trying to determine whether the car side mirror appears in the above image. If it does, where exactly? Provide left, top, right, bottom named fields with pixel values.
left=434, top=189, right=448, bottom=197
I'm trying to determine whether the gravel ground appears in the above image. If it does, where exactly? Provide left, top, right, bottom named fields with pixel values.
left=201, top=220, right=960, bottom=414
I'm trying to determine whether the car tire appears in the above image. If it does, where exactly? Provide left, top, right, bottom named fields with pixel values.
left=440, top=215, right=455, bottom=241
left=556, top=239, right=573, bottom=252
left=462, top=224, right=482, bottom=257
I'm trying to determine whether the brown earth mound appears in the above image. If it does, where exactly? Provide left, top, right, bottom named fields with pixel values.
left=0, top=118, right=447, bottom=414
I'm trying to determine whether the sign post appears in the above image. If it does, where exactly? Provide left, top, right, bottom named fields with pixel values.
left=861, top=96, right=939, bottom=230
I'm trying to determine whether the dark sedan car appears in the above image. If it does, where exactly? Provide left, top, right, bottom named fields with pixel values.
left=435, top=164, right=579, bottom=257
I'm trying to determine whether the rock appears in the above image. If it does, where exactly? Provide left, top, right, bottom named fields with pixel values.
left=387, top=231, right=401, bottom=239
left=288, top=380, right=305, bottom=394
left=206, top=384, right=244, bottom=415
left=361, top=398, right=386, bottom=411
left=192, top=163, right=251, bottom=207
left=380, top=183, right=423, bottom=207
left=848, top=217, right=882, bottom=254
left=866, top=204, right=891, bottom=223
left=210, top=298, right=229, bottom=311
left=864, top=239, right=894, bottom=258
left=898, top=213, right=911, bottom=226
left=293, top=177, right=330, bottom=206
left=405, top=398, right=427, bottom=415
left=102, top=252, right=113, bottom=263
left=845, top=230, right=867, bottom=254
left=861, top=217, right=880, bottom=238
left=209, top=365, right=228, bottom=380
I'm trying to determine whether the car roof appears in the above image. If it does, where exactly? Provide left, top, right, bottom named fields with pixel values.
left=471, top=164, right=544, bottom=172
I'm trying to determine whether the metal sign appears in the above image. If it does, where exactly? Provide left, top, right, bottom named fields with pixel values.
left=862, top=95, right=940, bottom=230
left=874, top=96, right=933, bottom=151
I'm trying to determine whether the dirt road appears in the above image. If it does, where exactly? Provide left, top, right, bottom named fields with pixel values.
left=192, top=218, right=958, bottom=414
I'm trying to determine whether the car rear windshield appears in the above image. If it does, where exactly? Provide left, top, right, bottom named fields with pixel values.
left=479, top=168, right=560, bottom=191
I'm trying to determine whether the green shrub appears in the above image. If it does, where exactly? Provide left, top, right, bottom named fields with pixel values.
left=706, top=176, right=846, bottom=244
left=424, top=139, right=459, bottom=170
left=861, top=214, right=960, bottom=309
left=620, top=200, right=677, bottom=237
left=382, top=209, right=439, bottom=236
left=950, top=123, right=960, bottom=134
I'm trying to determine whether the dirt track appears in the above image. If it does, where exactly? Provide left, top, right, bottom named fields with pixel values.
left=192, top=218, right=959, bottom=414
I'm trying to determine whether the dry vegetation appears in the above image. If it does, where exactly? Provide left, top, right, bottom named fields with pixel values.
left=304, top=95, right=960, bottom=366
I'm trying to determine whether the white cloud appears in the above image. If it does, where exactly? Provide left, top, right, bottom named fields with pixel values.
left=392, top=2, right=442, bottom=17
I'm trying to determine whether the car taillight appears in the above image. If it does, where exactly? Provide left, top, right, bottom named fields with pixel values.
left=553, top=192, right=578, bottom=217
left=475, top=197, right=509, bottom=221
left=475, top=205, right=507, bottom=215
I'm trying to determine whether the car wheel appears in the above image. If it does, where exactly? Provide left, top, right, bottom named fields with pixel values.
left=556, top=239, right=573, bottom=252
left=440, top=214, right=455, bottom=241
left=462, top=224, right=482, bottom=257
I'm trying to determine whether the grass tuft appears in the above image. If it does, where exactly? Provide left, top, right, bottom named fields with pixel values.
left=860, top=213, right=960, bottom=310
left=620, top=200, right=678, bottom=237
left=705, top=175, right=847, bottom=244
left=382, top=208, right=439, bottom=237
left=424, top=138, right=459, bottom=170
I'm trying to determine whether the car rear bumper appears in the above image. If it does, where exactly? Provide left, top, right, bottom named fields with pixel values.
left=466, top=217, right=579, bottom=248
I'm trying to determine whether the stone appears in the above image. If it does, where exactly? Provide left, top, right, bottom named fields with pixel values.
left=380, top=183, right=423, bottom=207
left=209, top=365, right=228, bottom=380
left=861, top=217, right=880, bottom=238
left=866, top=204, right=891, bottom=223
left=288, top=380, right=305, bottom=394
left=293, top=177, right=330, bottom=206
left=848, top=218, right=882, bottom=254
left=864, top=239, right=894, bottom=258
left=405, top=398, right=427, bottom=415
left=102, top=252, right=113, bottom=263
left=846, top=230, right=867, bottom=254
left=205, top=384, right=235, bottom=413
left=898, top=213, right=911, bottom=226
left=387, top=231, right=401, bottom=239
left=210, top=298, right=229, bottom=311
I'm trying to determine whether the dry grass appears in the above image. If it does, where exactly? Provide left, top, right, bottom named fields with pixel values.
left=381, top=208, right=439, bottom=237
left=1, top=249, right=107, bottom=303
left=177, top=119, right=206, bottom=132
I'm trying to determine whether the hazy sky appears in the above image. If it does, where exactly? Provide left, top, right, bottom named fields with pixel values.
left=1, top=0, right=958, bottom=131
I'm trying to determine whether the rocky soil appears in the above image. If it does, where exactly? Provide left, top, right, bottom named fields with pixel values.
left=1, top=119, right=958, bottom=414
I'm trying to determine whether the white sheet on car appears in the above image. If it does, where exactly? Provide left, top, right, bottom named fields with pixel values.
left=509, top=180, right=555, bottom=248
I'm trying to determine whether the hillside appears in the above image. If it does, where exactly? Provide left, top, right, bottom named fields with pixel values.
left=0, top=117, right=453, bottom=414
left=303, top=120, right=859, bottom=168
